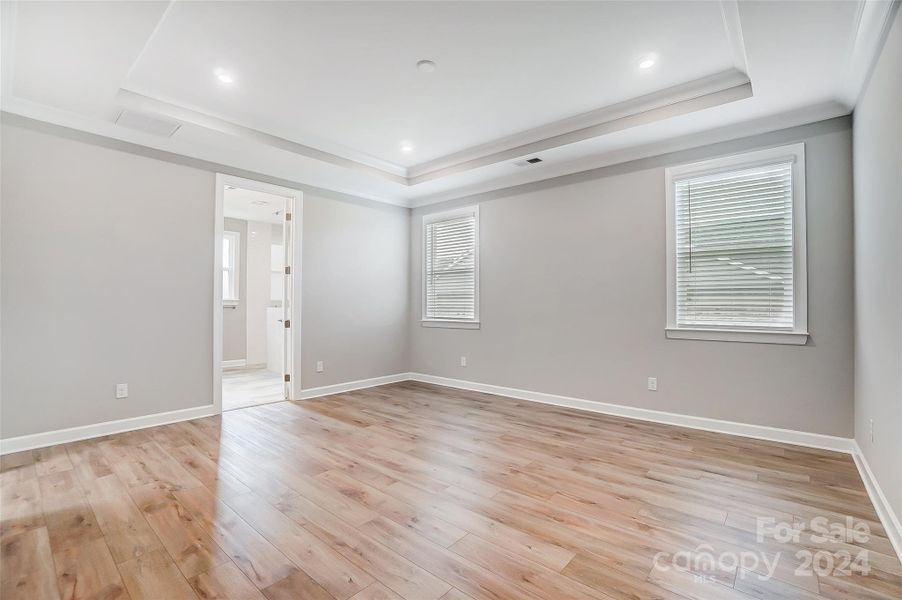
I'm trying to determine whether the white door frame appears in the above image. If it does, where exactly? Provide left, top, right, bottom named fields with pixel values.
left=213, top=173, right=302, bottom=413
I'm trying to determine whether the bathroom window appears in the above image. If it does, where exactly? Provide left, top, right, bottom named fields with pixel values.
left=223, top=231, right=240, bottom=306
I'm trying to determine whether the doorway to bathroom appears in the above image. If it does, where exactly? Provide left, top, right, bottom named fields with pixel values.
left=214, top=174, right=301, bottom=412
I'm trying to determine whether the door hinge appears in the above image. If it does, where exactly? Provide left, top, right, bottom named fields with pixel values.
left=283, top=319, right=290, bottom=328
left=284, top=374, right=291, bottom=382
left=285, top=212, right=292, bottom=221
left=284, top=265, right=291, bottom=275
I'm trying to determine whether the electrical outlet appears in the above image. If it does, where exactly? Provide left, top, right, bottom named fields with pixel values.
left=316, top=361, right=324, bottom=373
left=647, top=377, right=657, bottom=391
left=460, top=356, right=467, bottom=367
left=869, top=419, right=874, bottom=443
left=116, top=383, right=128, bottom=399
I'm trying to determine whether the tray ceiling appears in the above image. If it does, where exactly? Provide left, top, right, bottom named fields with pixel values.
left=1, top=1, right=893, bottom=206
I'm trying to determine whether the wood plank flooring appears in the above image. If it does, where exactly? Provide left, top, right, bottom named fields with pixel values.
left=2, top=381, right=899, bottom=600
left=222, top=367, right=284, bottom=411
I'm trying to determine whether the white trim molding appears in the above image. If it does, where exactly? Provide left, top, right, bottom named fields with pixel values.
left=422, top=205, right=480, bottom=326
left=408, top=373, right=854, bottom=453
left=852, top=443, right=902, bottom=564
left=295, top=373, right=411, bottom=401
left=664, top=143, right=809, bottom=345
left=842, top=0, right=902, bottom=107
left=0, top=373, right=407, bottom=455
left=665, top=327, right=809, bottom=345
left=222, top=359, right=247, bottom=369
left=421, top=320, right=481, bottom=330
left=0, top=404, right=218, bottom=455
left=214, top=173, right=303, bottom=412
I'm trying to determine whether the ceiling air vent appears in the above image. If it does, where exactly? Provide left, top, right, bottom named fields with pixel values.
left=514, top=157, right=544, bottom=167
left=114, top=109, right=181, bottom=138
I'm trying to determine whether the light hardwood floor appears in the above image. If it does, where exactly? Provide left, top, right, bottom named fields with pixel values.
left=222, top=367, right=284, bottom=411
left=1, top=381, right=900, bottom=600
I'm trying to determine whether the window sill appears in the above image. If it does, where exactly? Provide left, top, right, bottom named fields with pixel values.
left=421, top=320, right=481, bottom=330
left=665, top=327, right=808, bottom=345
left=223, top=300, right=239, bottom=309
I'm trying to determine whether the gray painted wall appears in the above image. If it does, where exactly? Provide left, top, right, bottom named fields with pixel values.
left=853, top=9, right=902, bottom=523
left=1, top=123, right=215, bottom=438
left=410, top=118, right=855, bottom=437
left=222, top=217, right=247, bottom=362
left=0, top=108, right=871, bottom=448
left=300, top=194, right=410, bottom=388
left=0, top=121, right=410, bottom=438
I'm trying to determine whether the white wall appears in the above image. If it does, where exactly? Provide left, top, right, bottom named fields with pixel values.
left=222, top=217, right=247, bottom=361
left=245, top=220, right=272, bottom=366
left=852, top=9, right=902, bottom=524
left=410, top=118, right=855, bottom=437
left=0, top=119, right=411, bottom=439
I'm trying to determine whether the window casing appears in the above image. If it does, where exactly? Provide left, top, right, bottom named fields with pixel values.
left=665, top=144, right=808, bottom=345
left=422, top=206, right=479, bottom=329
left=222, top=230, right=240, bottom=306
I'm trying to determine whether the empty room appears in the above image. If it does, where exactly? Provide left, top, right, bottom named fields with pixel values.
left=1, top=1, right=900, bottom=599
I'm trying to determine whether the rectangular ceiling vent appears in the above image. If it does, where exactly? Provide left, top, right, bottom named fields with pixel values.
left=514, top=157, right=544, bottom=167
left=114, top=109, right=181, bottom=138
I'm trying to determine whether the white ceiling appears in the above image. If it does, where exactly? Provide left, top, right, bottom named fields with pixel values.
left=224, top=187, right=289, bottom=224
left=2, top=1, right=896, bottom=207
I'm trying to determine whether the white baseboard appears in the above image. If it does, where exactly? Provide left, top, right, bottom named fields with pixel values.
left=0, top=373, right=409, bottom=455
left=407, top=373, right=856, bottom=453
left=0, top=404, right=218, bottom=455
left=852, top=442, right=902, bottom=563
left=295, top=373, right=412, bottom=400
left=222, top=359, right=246, bottom=369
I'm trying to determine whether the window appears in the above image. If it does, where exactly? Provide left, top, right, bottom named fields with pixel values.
left=665, top=144, right=808, bottom=344
left=222, top=230, right=240, bottom=306
left=422, top=206, right=479, bottom=328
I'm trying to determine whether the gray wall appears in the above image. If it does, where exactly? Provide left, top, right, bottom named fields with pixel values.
left=410, top=118, right=855, bottom=437
left=853, top=10, right=902, bottom=523
left=222, top=217, right=247, bottom=361
left=300, top=195, right=409, bottom=388
left=0, top=111, right=866, bottom=444
left=0, top=120, right=411, bottom=438
left=1, top=122, right=215, bottom=438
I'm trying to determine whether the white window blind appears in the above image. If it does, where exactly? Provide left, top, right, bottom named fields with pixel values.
left=674, top=161, right=794, bottom=330
left=424, top=209, right=478, bottom=321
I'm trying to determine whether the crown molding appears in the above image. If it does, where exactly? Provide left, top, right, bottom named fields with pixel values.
left=0, top=108, right=411, bottom=210
left=4, top=0, right=758, bottom=197
left=842, top=0, right=900, bottom=107
left=116, top=87, right=410, bottom=184
left=719, top=0, right=749, bottom=75
left=116, top=69, right=751, bottom=190
left=409, top=103, right=850, bottom=210
left=109, top=2, right=753, bottom=189
left=406, top=70, right=751, bottom=185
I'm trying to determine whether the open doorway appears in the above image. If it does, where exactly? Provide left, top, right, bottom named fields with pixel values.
left=214, top=174, right=301, bottom=412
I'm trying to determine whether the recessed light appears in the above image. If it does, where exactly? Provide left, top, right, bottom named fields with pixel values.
left=416, top=59, right=436, bottom=73
left=214, top=68, right=235, bottom=84
left=638, top=55, right=657, bottom=70
left=400, top=142, right=414, bottom=154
